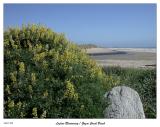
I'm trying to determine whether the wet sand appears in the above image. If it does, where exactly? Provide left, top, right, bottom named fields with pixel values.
left=86, top=48, right=156, bottom=68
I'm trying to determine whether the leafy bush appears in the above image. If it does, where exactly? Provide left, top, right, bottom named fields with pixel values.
left=4, top=25, right=108, bottom=118
left=103, top=66, right=156, bottom=118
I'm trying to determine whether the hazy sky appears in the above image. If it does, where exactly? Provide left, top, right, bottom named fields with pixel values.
left=4, top=4, right=156, bottom=48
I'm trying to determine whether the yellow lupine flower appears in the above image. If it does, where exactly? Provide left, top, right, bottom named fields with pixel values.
left=13, top=60, right=17, bottom=64
left=45, top=78, right=49, bottom=81
left=80, top=105, right=85, bottom=112
left=33, top=52, right=46, bottom=61
left=40, top=110, right=47, bottom=118
left=42, top=60, right=48, bottom=69
left=4, top=40, right=9, bottom=46
left=31, top=73, right=36, bottom=82
left=43, top=90, right=48, bottom=97
left=8, top=100, right=14, bottom=108
left=10, top=72, right=16, bottom=83
left=20, top=112, right=25, bottom=118
left=27, top=41, right=32, bottom=51
left=64, top=81, right=78, bottom=101
left=5, top=85, right=11, bottom=94
left=81, top=105, right=84, bottom=109
left=35, top=44, right=42, bottom=52
left=28, top=85, right=33, bottom=93
left=19, top=62, right=25, bottom=73
left=17, top=101, right=22, bottom=109
left=32, top=107, right=38, bottom=118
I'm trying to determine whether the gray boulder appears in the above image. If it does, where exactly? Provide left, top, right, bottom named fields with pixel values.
left=104, top=86, right=145, bottom=119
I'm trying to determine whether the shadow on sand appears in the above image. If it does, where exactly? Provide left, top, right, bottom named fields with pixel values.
left=87, top=51, right=127, bottom=56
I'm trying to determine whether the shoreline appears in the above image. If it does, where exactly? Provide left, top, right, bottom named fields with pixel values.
left=87, top=48, right=156, bottom=54
left=86, top=48, right=156, bottom=68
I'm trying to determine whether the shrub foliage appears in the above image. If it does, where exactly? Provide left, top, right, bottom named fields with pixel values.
left=103, top=66, right=156, bottom=118
left=4, top=25, right=108, bottom=118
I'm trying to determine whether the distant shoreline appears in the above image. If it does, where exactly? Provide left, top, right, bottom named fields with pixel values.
left=99, top=47, right=156, bottom=49
left=86, top=48, right=156, bottom=54
left=86, top=48, right=156, bottom=68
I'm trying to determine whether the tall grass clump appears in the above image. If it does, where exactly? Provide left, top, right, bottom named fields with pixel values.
left=4, top=25, right=108, bottom=118
left=103, top=66, right=156, bottom=118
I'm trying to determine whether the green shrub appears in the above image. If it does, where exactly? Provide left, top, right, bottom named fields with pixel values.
left=103, top=66, right=156, bottom=118
left=4, top=24, right=108, bottom=118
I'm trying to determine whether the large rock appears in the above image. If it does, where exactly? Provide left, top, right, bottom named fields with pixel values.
left=104, top=86, right=145, bottom=119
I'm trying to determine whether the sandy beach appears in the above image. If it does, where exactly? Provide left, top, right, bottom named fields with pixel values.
left=86, top=48, right=156, bottom=68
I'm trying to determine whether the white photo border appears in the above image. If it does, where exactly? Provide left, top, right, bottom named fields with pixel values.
left=0, top=0, right=159, bottom=127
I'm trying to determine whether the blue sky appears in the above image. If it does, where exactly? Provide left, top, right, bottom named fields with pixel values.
left=4, top=4, right=156, bottom=48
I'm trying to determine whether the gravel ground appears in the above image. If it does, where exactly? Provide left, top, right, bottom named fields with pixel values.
left=87, top=48, right=156, bottom=68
